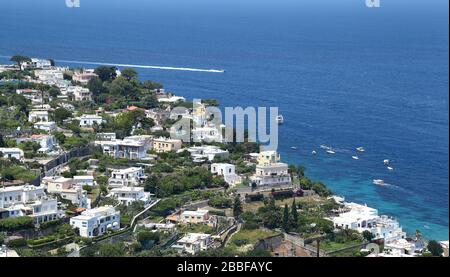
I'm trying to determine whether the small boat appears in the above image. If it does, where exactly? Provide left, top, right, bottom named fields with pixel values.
left=387, top=166, right=394, bottom=171
left=326, top=150, right=336, bottom=154
left=356, top=147, right=365, bottom=152
left=383, top=159, right=390, bottom=165
left=291, top=146, right=297, bottom=150
left=352, top=156, right=359, bottom=160
left=311, top=150, right=317, bottom=155
left=373, top=179, right=385, bottom=186
left=320, top=145, right=331, bottom=150
left=276, top=115, right=284, bottom=124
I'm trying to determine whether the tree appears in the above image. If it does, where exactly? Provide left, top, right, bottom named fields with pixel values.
left=362, top=230, right=375, bottom=242
left=97, top=242, right=126, bottom=257
left=291, top=198, right=299, bottom=224
left=94, top=66, right=117, bottom=82
left=48, top=87, right=60, bottom=98
left=10, top=55, right=31, bottom=66
left=282, top=204, right=290, bottom=231
left=233, top=195, right=243, bottom=218
left=54, top=108, right=72, bottom=123
left=427, top=240, right=443, bottom=257
left=87, top=76, right=104, bottom=95
left=121, top=68, right=138, bottom=81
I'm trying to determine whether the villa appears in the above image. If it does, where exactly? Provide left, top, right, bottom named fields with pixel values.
left=21, top=58, right=52, bottom=70
left=69, top=86, right=92, bottom=101
left=28, top=110, right=49, bottom=123
left=78, top=114, right=104, bottom=127
left=331, top=202, right=407, bottom=244
left=43, top=176, right=88, bottom=208
left=152, top=137, right=182, bottom=153
left=70, top=206, right=120, bottom=238
left=108, top=167, right=145, bottom=188
left=72, top=70, right=98, bottom=84
left=109, top=186, right=151, bottom=206
left=34, top=121, right=57, bottom=132
left=73, top=175, right=95, bottom=186
left=172, top=233, right=212, bottom=255
left=257, top=150, right=281, bottom=165
left=192, top=124, right=225, bottom=143
left=179, top=209, right=210, bottom=225
left=145, top=108, right=170, bottom=125
left=96, top=135, right=152, bottom=160
left=184, top=145, right=229, bottom=162
left=0, top=185, right=63, bottom=224
left=211, top=163, right=241, bottom=186
left=250, top=151, right=291, bottom=187
left=0, top=148, right=24, bottom=160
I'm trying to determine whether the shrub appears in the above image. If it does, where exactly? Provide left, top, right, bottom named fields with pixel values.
left=233, top=238, right=249, bottom=246
left=6, top=237, right=27, bottom=248
left=0, top=216, right=34, bottom=231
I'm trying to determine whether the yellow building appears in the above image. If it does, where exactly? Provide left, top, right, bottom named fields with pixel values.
left=152, top=137, right=182, bottom=153
left=257, top=150, right=281, bottom=165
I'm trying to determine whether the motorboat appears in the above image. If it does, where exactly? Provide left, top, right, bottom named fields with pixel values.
left=352, top=156, right=359, bottom=160
left=312, top=150, right=317, bottom=155
left=384, top=159, right=390, bottom=165
left=387, top=166, right=394, bottom=171
left=290, top=146, right=297, bottom=150
left=373, top=179, right=385, bottom=186
left=356, top=147, right=365, bottom=152
left=326, top=150, right=336, bottom=154
left=276, top=115, right=284, bottom=124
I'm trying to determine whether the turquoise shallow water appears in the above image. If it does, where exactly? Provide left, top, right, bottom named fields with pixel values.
left=0, top=0, right=448, bottom=239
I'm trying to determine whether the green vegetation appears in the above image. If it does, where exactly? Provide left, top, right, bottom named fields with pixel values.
left=0, top=216, right=34, bottom=231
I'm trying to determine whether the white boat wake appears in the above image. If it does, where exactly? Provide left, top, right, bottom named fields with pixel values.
left=0, top=55, right=225, bottom=73
left=55, top=59, right=225, bottom=73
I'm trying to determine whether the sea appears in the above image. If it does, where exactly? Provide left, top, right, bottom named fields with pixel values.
left=0, top=0, right=448, bottom=240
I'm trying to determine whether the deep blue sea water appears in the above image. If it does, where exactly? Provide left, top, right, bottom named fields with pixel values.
left=0, top=0, right=448, bottom=240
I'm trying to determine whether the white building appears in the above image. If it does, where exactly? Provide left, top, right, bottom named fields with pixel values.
left=28, top=110, right=49, bottom=123
left=43, top=176, right=88, bottom=208
left=0, top=185, right=63, bottom=224
left=70, top=206, right=120, bottom=237
left=109, top=186, right=151, bottom=206
left=96, top=136, right=152, bottom=160
left=192, top=124, right=225, bottom=143
left=0, top=148, right=24, bottom=160
left=34, top=121, right=57, bottom=132
left=78, top=114, right=104, bottom=127
left=70, top=86, right=92, bottom=102
left=73, top=175, right=95, bottom=187
left=29, top=134, right=57, bottom=153
left=331, top=202, right=407, bottom=243
left=251, top=163, right=292, bottom=187
left=96, top=132, right=116, bottom=141
left=179, top=209, right=210, bottom=225
left=184, top=145, right=229, bottom=162
left=211, top=163, right=241, bottom=186
left=108, top=167, right=145, bottom=188
left=21, top=58, right=52, bottom=70
left=157, top=95, right=185, bottom=103
left=171, top=233, right=212, bottom=255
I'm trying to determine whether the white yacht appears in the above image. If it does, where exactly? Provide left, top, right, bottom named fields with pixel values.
left=373, top=179, right=385, bottom=186
left=326, top=150, right=336, bottom=154
left=387, top=166, right=394, bottom=171
left=384, top=159, right=390, bottom=165
left=276, top=115, right=284, bottom=124
left=352, top=156, right=359, bottom=160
